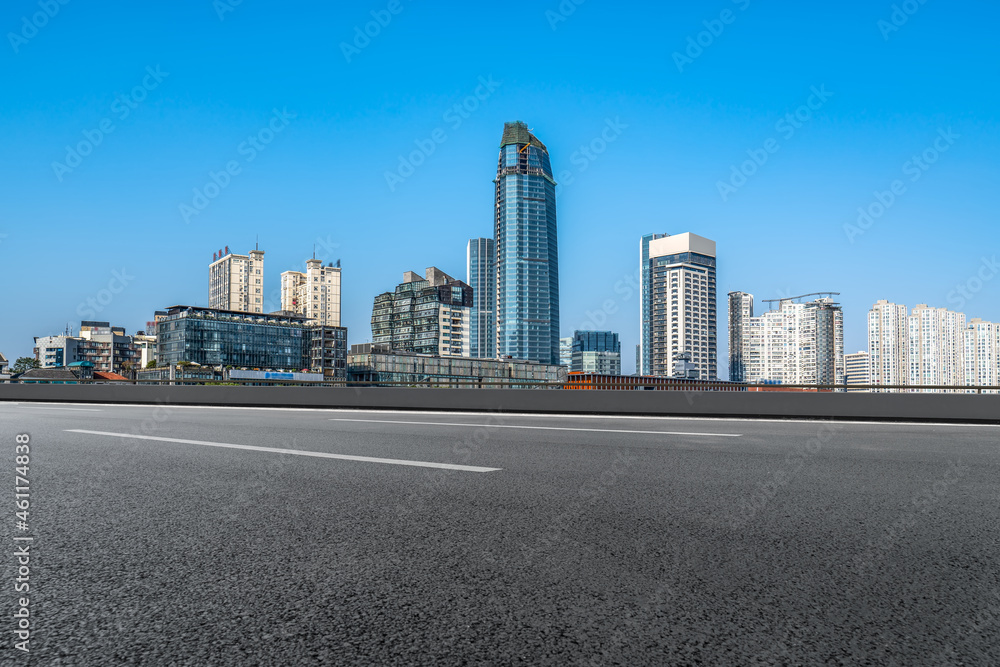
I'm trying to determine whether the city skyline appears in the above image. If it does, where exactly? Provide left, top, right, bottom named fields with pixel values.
left=2, top=2, right=999, bottom=375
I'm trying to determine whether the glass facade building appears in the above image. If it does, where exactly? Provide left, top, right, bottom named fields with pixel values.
left=728, top=291, right=754, bottom=382
left=466, top=238, right=496, bottom=358
left=495, top=121, right=559, bottom=365
left=639, top=233, right=669, bottom=376
left=156, top=305, right=346, bottom=378
left=571, top=330, right=622, bottom=375
left=371, top=268, right=473, bottom=357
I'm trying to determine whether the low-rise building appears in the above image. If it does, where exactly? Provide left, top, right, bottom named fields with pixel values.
left=18, top=361, right=94, bottom=384
left=154, top=305, right=347, bottom=380
left=347, top=343, right=565, bottom=387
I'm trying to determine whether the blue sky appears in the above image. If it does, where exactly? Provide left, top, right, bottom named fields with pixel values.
left=1, top=0, right=997, bottom=375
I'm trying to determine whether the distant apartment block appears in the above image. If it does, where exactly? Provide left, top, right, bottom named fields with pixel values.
left=209, top=246, right=264, bottom=313
left=570, top=330, right=622, bottom=375
left=868, top=300, right=909, bottom=389
left=742, top=297, right=844, bottom=386
left=371, top=268, right=472, bottom=357
left=281, top=258, right=342, bottom=326
left=0, top=352, right=8, bottom=374
left=644, top=233, right=717, bottom=380
left=907, top=304, right=966, bottom=389
left=844, top=351, right=870, bottom=391
left=467, top=238, right=496, bottom=358
left=964, top=319, right=1000, bottom=393
left=728, top=291, right=754, bottom=382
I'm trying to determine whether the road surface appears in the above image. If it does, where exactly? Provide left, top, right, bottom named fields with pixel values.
left=0, top=402, right=997, bottom=665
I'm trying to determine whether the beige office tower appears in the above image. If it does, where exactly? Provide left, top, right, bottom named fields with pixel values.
left=907, top=304, right=966, bottom=390
left=647, top=232, right=717, bottom=380
left=281, top=258, right=342, bottom=327
left=868, top=300, right=909, bottom=390
left=964, top=318, right=1000, bottom=393
left=209, top=248, right=264, bottom=313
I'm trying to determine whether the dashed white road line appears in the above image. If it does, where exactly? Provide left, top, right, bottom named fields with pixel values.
left=65, top=429, right=501, bottom=473
left=328, top=418, right=742, bottom=437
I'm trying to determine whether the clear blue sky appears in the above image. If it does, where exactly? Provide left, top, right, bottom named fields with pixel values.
left=1, top=0, right=997, bottom=376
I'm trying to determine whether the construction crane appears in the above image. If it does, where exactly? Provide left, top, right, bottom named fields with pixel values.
left=761, top=292, right=840, bottom=308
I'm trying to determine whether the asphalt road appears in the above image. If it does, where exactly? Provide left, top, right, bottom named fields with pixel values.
left=0, top=402, right=997, bottom=665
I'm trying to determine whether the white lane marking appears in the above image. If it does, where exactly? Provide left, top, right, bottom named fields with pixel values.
left=19, top=406, right=103, bottom=412
left=328, top=418, right=742, bottom=437
left=65, top=430, right=501, bottom=473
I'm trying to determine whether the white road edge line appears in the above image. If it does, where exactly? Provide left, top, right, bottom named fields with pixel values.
left=329, top=418, right=742, bottom=437
left=64, top=429, right=501, bottom=473
left=19, top=406, right=103, bottom=412
left=16, top=402, right=996, bottom=429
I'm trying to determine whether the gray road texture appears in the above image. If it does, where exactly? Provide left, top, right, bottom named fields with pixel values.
left=0, top=402, right=998, bottom=666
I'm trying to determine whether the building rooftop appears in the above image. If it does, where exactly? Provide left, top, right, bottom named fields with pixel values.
left=500, top=121, right=548, bottom=153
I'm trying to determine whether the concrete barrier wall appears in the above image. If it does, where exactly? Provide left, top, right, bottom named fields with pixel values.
left=1, top=384, right=998, bottom=423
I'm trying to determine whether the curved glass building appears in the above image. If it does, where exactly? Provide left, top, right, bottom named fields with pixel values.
left=494, top=121, right=559, bottom=364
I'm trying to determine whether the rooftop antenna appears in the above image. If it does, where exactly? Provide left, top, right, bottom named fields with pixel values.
left=255, top=235, right=259, bottom=251
left=313, top=244, right=316, bottom=260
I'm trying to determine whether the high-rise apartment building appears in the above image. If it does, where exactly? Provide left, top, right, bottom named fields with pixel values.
left=645, top=233, right=717, bottom=379
left=742, top=298, right=843, bottom=386
left=371, top=268, right=473, bottom=357
left=844, top=351, right=871, bottom=391
left=964, top=318, right=1000, bottom=393
left=281, top=258, right=342, bottom=327
left=570, top=330, right=622, bottom=375
left=907, top=304, right=966, bottom=388
left=209, top=247, right=264, bottom=313
left=868, top=300, right=909, bottom=390
left=639, top=232, right=669, bottom=376
left=467, top=238, right=496, bottom=358
left=728, top=291, right=754, bottom=382
left=495, top=121, right=559, bottom=365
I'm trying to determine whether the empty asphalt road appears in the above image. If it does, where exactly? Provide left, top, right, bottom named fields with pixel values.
left=0, top=402, right=997, bottom=665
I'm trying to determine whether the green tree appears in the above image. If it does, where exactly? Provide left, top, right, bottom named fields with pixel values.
left=12, top=357, right=40, bottom=374
left=145, top=360, right=158, bottom=369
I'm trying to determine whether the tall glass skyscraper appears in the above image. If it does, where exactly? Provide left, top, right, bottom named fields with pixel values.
left=495, top=121, right=559, bottom=364
left=466, top=238, right=496, bottom=358
left=639, top=233, right=669, bottom=375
